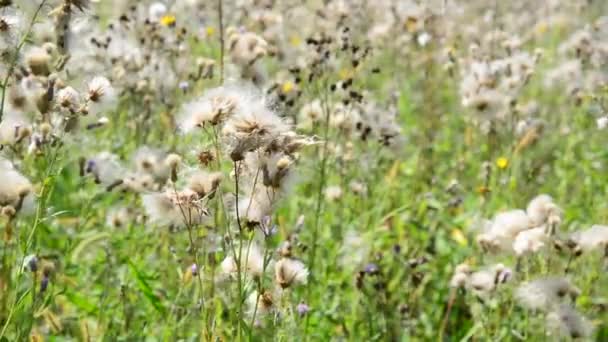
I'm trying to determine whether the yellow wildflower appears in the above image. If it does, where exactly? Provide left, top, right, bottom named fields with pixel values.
left=160, top=15, right=176, bottom=27
left=451, top=229, right=468, bottom=246
left=281, top=81, right=294, bottom=94
left=496, top=157, right=509, bottom=169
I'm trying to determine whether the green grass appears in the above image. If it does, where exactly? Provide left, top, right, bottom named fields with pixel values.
left=1, top=1, right=608, bottom=341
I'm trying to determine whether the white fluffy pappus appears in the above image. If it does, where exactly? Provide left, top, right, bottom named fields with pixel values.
left=0, top=158, right=33, bottom=212
left=546, top=304, right=594, bottom=339
left=177, top=86, right=244, bottom=133
left=219, top=242, right=265, bottom=279
left=477, top=209, right=532, bottom=252
left=0, top=111, right=31, bottom=145
left=526, top=194, right=561, bottom=228
left=222, top=96, right=289, bottom=156
left=84, top=152, right=125, bottom=185
left=141, top=189, right=209, bottom=227
left=466, top=263, right=513, bottom=298
left=86, top=76, right=117, bottom=116
left=513, top=226, right=549, bottom=256
left=515, top=277, right=580, bottom=311
left=569, top=225, right=608, bottom=253
left=246, top=290, right=275, bottom=320
left=274, top=257, right=309, bottom=288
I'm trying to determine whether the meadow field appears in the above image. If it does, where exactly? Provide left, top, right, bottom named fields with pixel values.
left=0, top=0, right=607, bottom=340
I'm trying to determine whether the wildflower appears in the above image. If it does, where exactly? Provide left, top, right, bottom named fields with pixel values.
left=496, top=157, right=509, bottom=169
left=0, top=158, right=33, bottom=212
left=106, top=207, right=133, bottom=228
left=190, top=263, right=198, bottom=277
left=157, top=154, right=177, bottom=183
left=205, top=26, right=215, bottom=37
left=296, top=302, right=310, bottom=316
left=234, top=188, right=275, bottom=225
left=86, top=76, right=117, bottom=116
left=513, top=227, right=549, bottom=256
left=25, top=47, right=51, bottom=76
left=259, top=216, right=277, bottom=237
left=228, top=29, right=268, bottom=67
left=178, top=81, right=189, bottom=92
left=0, top=112, right=31, bottom=145
left=451, top=229, right=468, bottom=246
left=121, top=173, right=155, bottom=192
left=349, top=180, right=368, bottom=196
left=515, top=277, right=580, bottom=311
left=324, top=185, right=343, bottom=201
left=246, top=290, right=275, bottom=318
left=40, top=276, right=49, bottom=293
left=83, top=152, right=125, bottom=186
left=177, top=86, right=241, bottom=132
left=467, top=264, right=513, bottom=298
left=274, top=257, right=308, bottom=288
left=186, top=171, right=222, bottom=199
left=141, top=189, right=209, bottom=227
left=364, top=263, right=379, bottom=275
left=477, top=210, right=531, bottom=253
left=546, top=305, right=594, bottom=339
left=131, top=147, right=179, bottom=185
left=56, top=86, right=81, bottom=112
left=526, top=194, right=561, bottom=228
left=450, top=263, right=471, bottom=288
left=160, top=15, right=176, bottom=27
left=568, top=225, right=608, bottom=252
left=222, top=98, right=289, bottom=161
left=298, top=100, right=323, bottom=129
left=0, top=10, right=23, bottom=48
left=220, top=243, right=265, bottom=279
left=468, top=268, right=496, bottom=297
left=23, top=254, right=38, bottom=272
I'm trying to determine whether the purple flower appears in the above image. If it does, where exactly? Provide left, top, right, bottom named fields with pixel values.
left=40, top=276, right=49, bottom=293
left=364, top=263, right=379, bottom=275
left=27, top=256, right=38, bottom=272
left=85, top=160, right=96, bottom=173
left=179, top=81, right=190, bottom=91
left=260, top=216, right=277, bottom=237
left=191, top=263, right=198, bottom=276
left=496, top=268, right=513, bottom=284
left=296, top=302, right=310, bottom=316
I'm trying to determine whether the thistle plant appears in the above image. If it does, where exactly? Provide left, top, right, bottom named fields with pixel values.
left=0, top=0, right=606, bottom=341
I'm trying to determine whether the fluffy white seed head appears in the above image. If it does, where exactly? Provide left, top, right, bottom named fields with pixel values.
left=56, top=86, right=81, bottom=111
left=569, top=225, right=608, bottom=252
left=546, top=305, right=594, bottom=339
left=527, top=194, right=561, bottom=228
left=87, top=76, right=117, bottom=116
left=0, top=158, right=33, bottom=208
left=274, top=258, right=309, bottom=288
left=513, top=227, right=549, bottom=256
left=515, top=277, right=580, bottom=311
left=141, top=189, right=209, bottom=227
left=220, top=243, right=265, bottom=279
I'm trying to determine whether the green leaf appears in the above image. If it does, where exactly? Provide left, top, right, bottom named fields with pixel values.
left=70, top=232, right=110, bottom=264
left=127, top=260, right=165, bottom=314
left=65, top=291, right=98, bottom=314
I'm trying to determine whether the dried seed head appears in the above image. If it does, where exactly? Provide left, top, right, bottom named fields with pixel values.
left=39, top=123, right=52, bottom=137
left=274, top=258, right=309, bottom=288
left=25, top=47, right=51, bottom=76
left=1, top=205, right=16, bottom=217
